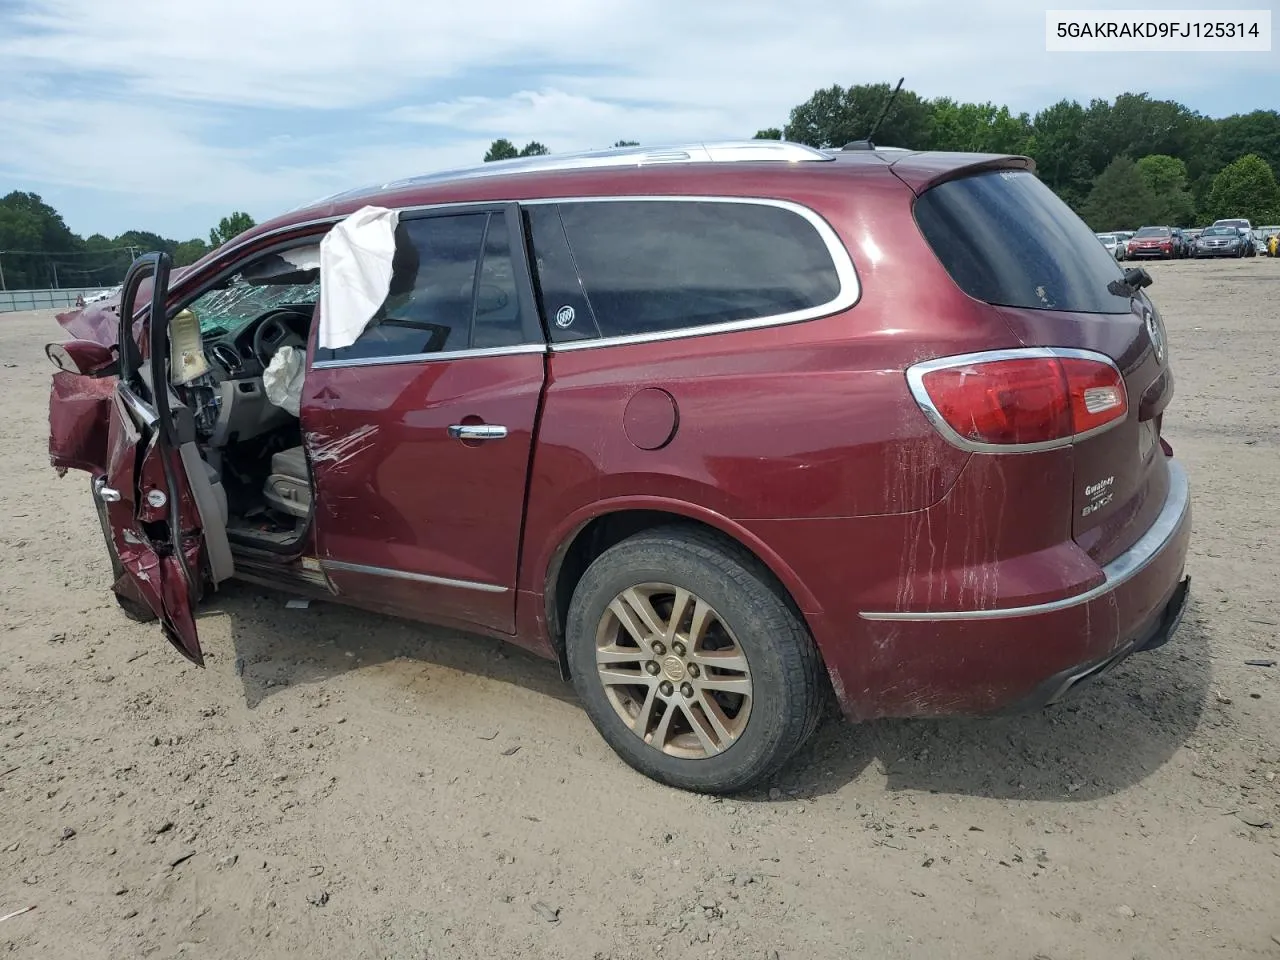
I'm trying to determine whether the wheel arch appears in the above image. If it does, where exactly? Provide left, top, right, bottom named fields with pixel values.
left=539, top=499, right=823, bottom=676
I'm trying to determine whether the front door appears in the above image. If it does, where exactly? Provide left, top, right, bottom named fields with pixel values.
left=301, top=205, right=546, bottom=635
left=101, top=253, right=234, bottom=664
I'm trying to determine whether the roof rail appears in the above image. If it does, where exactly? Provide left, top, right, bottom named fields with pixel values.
left=375, top=140, right=833, bottom=191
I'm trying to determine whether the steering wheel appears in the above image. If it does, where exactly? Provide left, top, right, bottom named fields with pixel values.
left=252, top=310, right=305, bottom=366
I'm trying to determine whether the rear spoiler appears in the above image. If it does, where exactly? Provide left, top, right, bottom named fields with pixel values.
left=886, top=152, right=1036, bottom=195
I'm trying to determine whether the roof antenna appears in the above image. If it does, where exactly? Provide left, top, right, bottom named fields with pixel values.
left=842, top=77, right=905, bottom=151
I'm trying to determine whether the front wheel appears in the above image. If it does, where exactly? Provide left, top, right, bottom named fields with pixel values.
left=565, top=527, right=825, bottom=793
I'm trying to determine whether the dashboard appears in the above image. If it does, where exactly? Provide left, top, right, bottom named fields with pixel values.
left=189, top=306, right=313, bottom=447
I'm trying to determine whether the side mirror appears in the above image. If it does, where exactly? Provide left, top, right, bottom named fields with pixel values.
left=46, top=339, right=119, bottom=378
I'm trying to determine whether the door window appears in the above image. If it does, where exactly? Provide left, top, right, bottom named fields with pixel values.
left=315, top=211, right=533, bottom=363
left=525, top=199, right=845, bottom=343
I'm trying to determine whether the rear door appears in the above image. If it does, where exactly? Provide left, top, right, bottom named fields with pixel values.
left=101, top=253, right=234, bottom=664
left=909, top=167, right=1174, bottom=565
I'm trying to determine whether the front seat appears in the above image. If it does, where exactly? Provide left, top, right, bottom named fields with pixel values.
left=263, top=445, right=311, bottom=519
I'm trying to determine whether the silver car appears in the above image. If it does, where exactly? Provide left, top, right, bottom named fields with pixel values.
left=1095, top=232, right=1126, bottom=260
left=1192, top=225, right=1247, bottom=258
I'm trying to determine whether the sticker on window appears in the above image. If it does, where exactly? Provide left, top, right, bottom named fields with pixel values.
left=554, top=305, right=575, bottom=328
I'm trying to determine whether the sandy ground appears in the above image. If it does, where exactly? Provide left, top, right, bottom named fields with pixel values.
left=1, top=259, right=1278, bottom=960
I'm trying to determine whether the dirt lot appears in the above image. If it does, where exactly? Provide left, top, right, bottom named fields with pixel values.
left=1, top=258, right=1278, bottom=960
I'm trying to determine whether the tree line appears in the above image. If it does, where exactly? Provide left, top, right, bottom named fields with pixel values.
left=0, top=197, right=255, bottom=291
left=482, top=86, right=1280, bottom=229
left=7, top=85, right=1276, bottom=293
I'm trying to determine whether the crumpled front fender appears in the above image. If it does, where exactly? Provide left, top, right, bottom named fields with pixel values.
left=49, top=370, right=115, bottom=475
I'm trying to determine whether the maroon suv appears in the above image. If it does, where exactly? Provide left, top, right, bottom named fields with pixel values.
left=46, top=141, right=1191, bottom=793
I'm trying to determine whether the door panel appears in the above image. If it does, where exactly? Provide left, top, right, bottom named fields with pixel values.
left=302, top=352, right=544, bottom=634
left=100, top=252, right=230, bottom=665
left=301, top=203, right=546, bottom=636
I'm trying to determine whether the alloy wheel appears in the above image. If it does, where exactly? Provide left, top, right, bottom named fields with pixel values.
left=594, top=583, right=752, bottom=759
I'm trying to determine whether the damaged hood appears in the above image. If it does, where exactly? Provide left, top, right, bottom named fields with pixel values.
left=55, top=267, right=192, bottom=347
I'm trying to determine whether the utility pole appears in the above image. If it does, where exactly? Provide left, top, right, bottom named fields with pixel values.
left=0, top=254, right=6, bottom=292
left=51, top=259, right=59, bottom=289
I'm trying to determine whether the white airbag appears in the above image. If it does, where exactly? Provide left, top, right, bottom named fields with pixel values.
left=317, top=205, right=400, bottom=350
left=263, top=344, right=304, bottom=417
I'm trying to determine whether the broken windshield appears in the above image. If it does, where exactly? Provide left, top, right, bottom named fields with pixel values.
left=189, top=273, right=320, bottom=338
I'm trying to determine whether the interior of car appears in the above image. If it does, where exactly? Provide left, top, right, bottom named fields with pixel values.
left=178, top=245, right=321, bottom=553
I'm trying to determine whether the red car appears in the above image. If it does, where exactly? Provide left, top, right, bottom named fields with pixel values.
left=1126, top=225, right=1178, bottom=259
left=46, top=142, right=1191, bottom=793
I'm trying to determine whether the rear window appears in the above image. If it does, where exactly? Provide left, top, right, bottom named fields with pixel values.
left=529, top=199, right=844, bottom=342
left=914, top=170, right=1130, bottom=315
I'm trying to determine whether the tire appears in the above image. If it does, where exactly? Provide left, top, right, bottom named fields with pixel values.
left=91, top=481, right=158, bottom=623
left=565, top=526, right=825, bottom=793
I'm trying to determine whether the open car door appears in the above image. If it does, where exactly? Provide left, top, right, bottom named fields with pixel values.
left=99, top=252, right=234, bottom=665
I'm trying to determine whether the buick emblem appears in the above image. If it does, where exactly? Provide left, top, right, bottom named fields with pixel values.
left=1144, top=310, right=1166, bottom=364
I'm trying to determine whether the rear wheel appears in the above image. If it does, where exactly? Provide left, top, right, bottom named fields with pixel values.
left=565, top=527, right=824, bottom=793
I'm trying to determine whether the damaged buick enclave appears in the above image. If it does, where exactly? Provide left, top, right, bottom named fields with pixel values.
left=46, top=141, right=1192, bottom=792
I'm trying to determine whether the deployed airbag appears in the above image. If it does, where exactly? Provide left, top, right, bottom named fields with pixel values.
left=263, top=344, right=304, bottom=417
left=318, top=205, right=400, bottom=350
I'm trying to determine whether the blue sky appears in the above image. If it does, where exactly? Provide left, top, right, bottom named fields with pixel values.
left=0, top=0, right=1275, bottom=241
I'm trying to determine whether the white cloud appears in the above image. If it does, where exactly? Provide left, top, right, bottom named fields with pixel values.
left=0, top=0, right=1274, bottom=236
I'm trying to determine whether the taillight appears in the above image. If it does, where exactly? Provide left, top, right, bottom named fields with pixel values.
left=906, top=349, right=1128, bottom=451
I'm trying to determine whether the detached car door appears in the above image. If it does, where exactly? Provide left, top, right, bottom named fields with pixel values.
left=101, top=253, right=234, bottom=665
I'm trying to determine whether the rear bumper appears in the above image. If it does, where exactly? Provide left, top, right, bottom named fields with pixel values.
left=1004, top=573, right=1190, bottom=712
left=839, top=459, right=1192, bottom=719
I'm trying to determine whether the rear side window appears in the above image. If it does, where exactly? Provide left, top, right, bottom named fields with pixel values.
left=914, top=170, right=1130, bottom=315
left=527, top=199, right=844, bottom=342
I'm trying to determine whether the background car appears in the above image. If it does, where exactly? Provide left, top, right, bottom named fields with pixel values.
left=1095, top=232, right=1126, bottom=260
left=1192, top=225, right=1247, bottom=258
left=1238, top=227, right=1258, bottom=257
left=1261, top=226, right=1280, bottom=256
left=1127, top=226, right=1177, bottom=259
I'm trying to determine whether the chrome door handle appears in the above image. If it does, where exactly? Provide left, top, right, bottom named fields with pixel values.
left=447, top=424, right=508, bottom=441
left=96, top=482, right=122, bottom=502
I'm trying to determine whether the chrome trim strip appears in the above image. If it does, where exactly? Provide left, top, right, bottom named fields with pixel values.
left=321, top=559, right=508, bottom=593
left=905, top=347, right=1126, bottom=455
left=118, top=384, right=159, bottom=428
left=313, top=342, right=546, bottom=369
left=522, top=195, right=859, bottom=351
left=859, top=459, right=1190, bottom=622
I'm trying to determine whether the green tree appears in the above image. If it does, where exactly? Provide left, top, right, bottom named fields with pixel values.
left=783, top=82, right=933, bottom=149
left=1207, top=154, right=1280, bottom=223
left=208, top=212, right=256, bottom=248
left=1212, top=110, right=1280, bottom=178
left=483, top=138, right=519, bottom=162
left=518, top=141, right=550, bottom=157
left=1025, top=100, right=1094, bottom=210
left=0, top=191, right=83, bottom=288
left=1081, top=157, right=1161, bottom=231
left=1135, top=154, right=1195, bottom=225
left=174, top=238, right=211, bottom=267
left=753, top=128, right=782, bottom=140
left=929, top=99, right=1032, bottom=154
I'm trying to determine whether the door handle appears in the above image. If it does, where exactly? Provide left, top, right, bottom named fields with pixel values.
left=94, top=477, right=122, bottom=502
left=448, top=424, right=508, bottom=441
